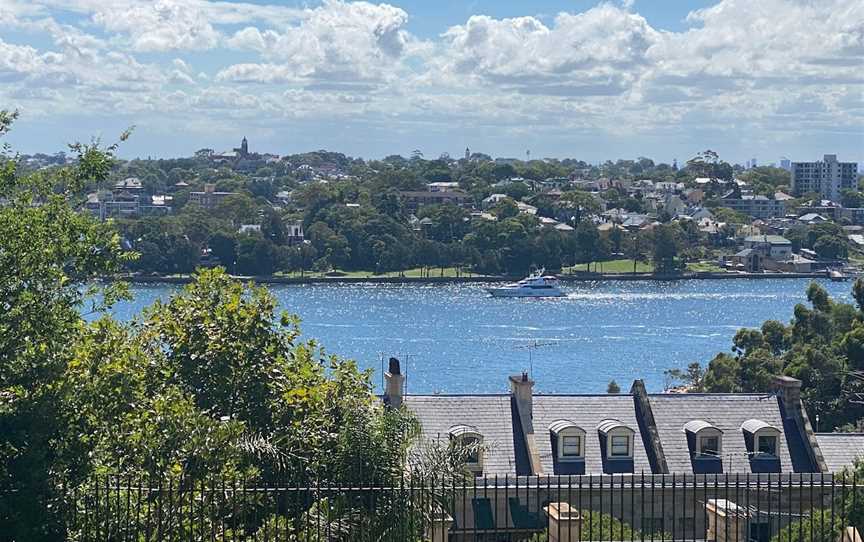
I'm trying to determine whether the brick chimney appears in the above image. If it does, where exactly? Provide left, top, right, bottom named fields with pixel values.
left=772, top=375, right=827, bottom=472
left=509, top=371, right=534, bottom=413
left=509, top=372, right=544, bottom=475
left=773, top=375, right=802, bottom=416
left=384, top=357, right=405, bottom=409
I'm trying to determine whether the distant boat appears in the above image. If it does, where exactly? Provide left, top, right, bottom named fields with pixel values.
left=487, top=269, right=565, bottom=298
left=829, top=269, right=849, bottom=282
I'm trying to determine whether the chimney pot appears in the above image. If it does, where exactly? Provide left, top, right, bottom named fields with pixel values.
left=384, top=357, right=405, bottom=409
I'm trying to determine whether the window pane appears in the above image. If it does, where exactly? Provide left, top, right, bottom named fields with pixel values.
left=562, top=435, right=581, bottom=457
left=462, top=436, right=480, bottom=463
left=758, top=435, right=777, bottom=456
left=611, top=435, right=630, bottom=457
left=700, top=436, right=719, bottom=456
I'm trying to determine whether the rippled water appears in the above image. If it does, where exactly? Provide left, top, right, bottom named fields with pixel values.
left=110, top=279, right=852, bottom=394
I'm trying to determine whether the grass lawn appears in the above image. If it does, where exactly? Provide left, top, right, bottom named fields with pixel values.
left=564, top=259, right=654, bottom=274
left=848, top=253, right=864, bottom=266
left=686, top=261, right=726, bottom=273
left=277, top=267, right=479, bottom=279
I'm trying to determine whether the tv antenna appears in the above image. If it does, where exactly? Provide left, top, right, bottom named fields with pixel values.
left=515, top=340, right=555, bottom=378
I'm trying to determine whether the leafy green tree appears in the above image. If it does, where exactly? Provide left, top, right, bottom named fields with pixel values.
left=215, top=193, right=257, bottom=226
left=417, top=204, right=471, bottom=243
left=307, top=221, right=351, bottom=269
left=688, top=280, right=864, bottom=429
left=372, top=188, right=404, bottom=217
left=652, top=224, right=681, bottom=274
left=664, top=362, right=705, bottom=391
left=575, top=220, right=602, bottom=271
left=711, top=207, right=750, bottom=224
left=0, top=112, right=133, bottom=539
left=560, top=190, right=600, bottom=224
left=841, top=189, right=864, bottom=209
left=235, top=234, right=279, bottom=275
left=261, top=207, right=287, bottom=244
left=208, top=231, right=237, bottom=270
left=814, top=234, right=847, bottom=259
left=491, top=198, right=520, bottom=219
left=702, top=353, right=741, bottom=392
left=502, top=181, right=531, bottom=200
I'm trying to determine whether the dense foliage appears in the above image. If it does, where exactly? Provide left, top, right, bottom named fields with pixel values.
left=668, top=281, right=864, bottom=431
left=770, top=461, right=863, bottom=542
left=0, top=115, right=418, bottom=539
left=47, top=141, right=770, bottom=277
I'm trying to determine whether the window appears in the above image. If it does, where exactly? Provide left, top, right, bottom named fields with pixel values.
left=610, top=435, right=630, bottom=457
left=449, top=426, right=483, bottom=471
left=462, top=436, right=481, bottom=464
left=699, top=435, right=720, bottom=457
left=757, top=435, right=777, bottom=456
left=551, top=421, right=586, bottom=461
left=562, top=435, right=582, bottom=458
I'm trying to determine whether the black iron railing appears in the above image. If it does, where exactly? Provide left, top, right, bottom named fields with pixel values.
left=1, top=472, right=860, bottom=541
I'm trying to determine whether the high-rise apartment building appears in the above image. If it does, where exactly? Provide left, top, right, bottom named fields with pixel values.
left=791, top=154, right=858, bottom=201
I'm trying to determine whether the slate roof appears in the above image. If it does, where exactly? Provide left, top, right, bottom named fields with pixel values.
left=404, top=395, right=519, bottom=475
left=533, top=395, right=652, bottom=475
left=647, top=394, right=799, bottom=474
left=816, top=433, right=864, bottom=473
left=403, top=389, right=835, bottom=477
left=744, top=235, right=791, bottom=245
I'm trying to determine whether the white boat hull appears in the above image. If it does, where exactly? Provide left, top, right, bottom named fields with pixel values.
left=487, top=287, right=565, bottom=298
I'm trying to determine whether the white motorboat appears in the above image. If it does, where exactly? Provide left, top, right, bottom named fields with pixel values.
left=828, top=269, right=849, bottom=282
left=487, top=269, right=565, bottom=298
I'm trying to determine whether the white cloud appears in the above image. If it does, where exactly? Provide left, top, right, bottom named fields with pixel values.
left=655, top=0, right=864, bottom=81
left=435, top=5, right=659, bottom=96
left=16, top=0, right=306, bottom=51
left=221, top=0, right=414, bottom=85
left=0, top=39, right=49, bottom=81
left=169, top=70, right=196, bottom=85
left=91, top=0, right=221, bottom=52
left=0, top=0, right=861, bottom=158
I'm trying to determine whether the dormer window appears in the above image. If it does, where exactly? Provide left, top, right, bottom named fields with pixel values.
left=741, top=419, right=781, bottom=460
left=549, top=420, right=586, bottom=461
left=597, top=419, right=635, bottom=460
left=683, top=420, right=723, bottom=458
left=449, top=425, right=484, bottom=472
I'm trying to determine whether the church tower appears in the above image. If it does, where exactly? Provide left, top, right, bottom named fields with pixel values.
left=465, top=147, right=470, bottom=160
left=240, top=137, right=248, bottom=157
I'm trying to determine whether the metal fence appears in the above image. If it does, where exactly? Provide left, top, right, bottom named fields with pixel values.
left=1, top=472, right=860, bottom=541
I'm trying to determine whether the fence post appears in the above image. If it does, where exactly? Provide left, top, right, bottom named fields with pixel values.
left=544, top=502, right=582, bottom=542
left=705, top=498, right=749, bottom=542
left=426, top=503, right=454, bottom=542
left=838, top=527, right=863, bottom=542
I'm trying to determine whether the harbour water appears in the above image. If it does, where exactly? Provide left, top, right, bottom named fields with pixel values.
left=111, top=279, right=852, bottom=394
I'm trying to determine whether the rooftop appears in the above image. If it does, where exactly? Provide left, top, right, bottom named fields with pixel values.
left=815, top=433, right=864, bottom=473
left=744, top=235, right=791, bottom=245
left=401, top=383, right=832, bottom=476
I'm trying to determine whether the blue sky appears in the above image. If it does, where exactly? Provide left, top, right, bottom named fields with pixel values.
left=1, top=0, right=862, bottom=165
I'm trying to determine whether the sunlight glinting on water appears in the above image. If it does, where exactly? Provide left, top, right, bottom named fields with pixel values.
left=113, top=279, right=851, bottom=395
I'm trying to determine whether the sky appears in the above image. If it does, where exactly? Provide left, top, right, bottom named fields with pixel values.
left=1, top=0, right=862, bottom=165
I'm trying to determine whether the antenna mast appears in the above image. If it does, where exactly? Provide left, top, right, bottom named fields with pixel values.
left=515, top=340, right=554, bottom=378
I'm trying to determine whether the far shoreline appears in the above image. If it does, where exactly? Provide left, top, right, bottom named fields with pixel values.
left=115, top=271, right=830, bottom=286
